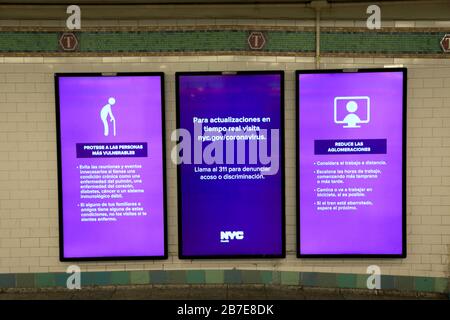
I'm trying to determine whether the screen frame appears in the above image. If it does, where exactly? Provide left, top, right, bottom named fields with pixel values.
left=175, top=70, right=286, bottom=259
left=295, top=68, right=407, bottom=258
left=55, top=72, right=168, bottom=261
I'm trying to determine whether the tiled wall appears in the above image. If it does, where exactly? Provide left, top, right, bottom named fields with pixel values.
left=0, top=55, right=449, bottom=280
left=0, top=19, right=449, bottom=289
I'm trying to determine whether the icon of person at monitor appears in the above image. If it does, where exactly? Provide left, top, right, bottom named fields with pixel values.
left=342, top=100, right=362, bottom=128
left=100, top=97, right=116, bottom=136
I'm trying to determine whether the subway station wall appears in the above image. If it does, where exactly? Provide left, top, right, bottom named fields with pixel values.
left=0, top=21, right=449, bottom=280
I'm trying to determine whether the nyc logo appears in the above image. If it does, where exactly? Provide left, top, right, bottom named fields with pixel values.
left=220, top=231, right=244, bottom=243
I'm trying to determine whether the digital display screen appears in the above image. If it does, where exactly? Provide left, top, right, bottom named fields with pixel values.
left=297, top=69, right=406, bottom=257
left=176, top=71, right=285, bottom=258
left=55, top=73, right=166, bottom=260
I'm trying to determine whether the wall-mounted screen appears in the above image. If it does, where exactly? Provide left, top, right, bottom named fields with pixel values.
left=55, top=73, right=167, bottom=260
left=296, top=68, right=406, bottom=257
left=176, top=71, right=285, bottom=258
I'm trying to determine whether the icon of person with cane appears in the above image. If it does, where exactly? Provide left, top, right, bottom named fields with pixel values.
left=100, top=97, right=116, bottom=136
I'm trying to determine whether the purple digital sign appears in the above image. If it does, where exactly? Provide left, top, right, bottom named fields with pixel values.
left=297, top=69, right=406, bottom=257
left=56, top=73, right=166, bottom=260
left=177, top=72, right=285, bottom=258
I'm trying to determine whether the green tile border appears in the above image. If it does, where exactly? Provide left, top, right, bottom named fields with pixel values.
left=224, top=269, right=242, bottom=284
left=0, top=274, right=16, bottom=288
left=186, top=270, right=205, bottom=284
left=35, top=273, right=55, bottom=288
left=55, top=273, right=69, bottom=288
left=317, top=272, right=338, bottom=288
left=205, top=270, right=224, bottom=284
left=281, top=271, right=299, bottom=285
left=434, top=278, right=448, bottom=294
left=0, top=28, right=448, bottom=57
left=0, top=270, right=447, bottom=295
left=80, top=271, right=111, bottom=287
left=15, top=273, right=35, bottom=288
left=168, top=270, right=186, bottom=284
left=380, top=275, right=396, bottom=291
left=301, top=272, right=318, bottom=287
left=260, top=271, right=273, bottom=285
left=149, top=270, right=167, bottom=284
left=337, top=274, right=357, bottom=289
left=321, top=31, right=444, bottom=54
left=241, top=270, right=262, bottom=284
left=396, top=276, right=416, bottom=292
left=130, top=271, right=149, bottom=285
left=110, top=271, right=130, bottom=286
left=356, top=274, right=369, bottom=289
left=415, top=277, right=435, bottom=292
